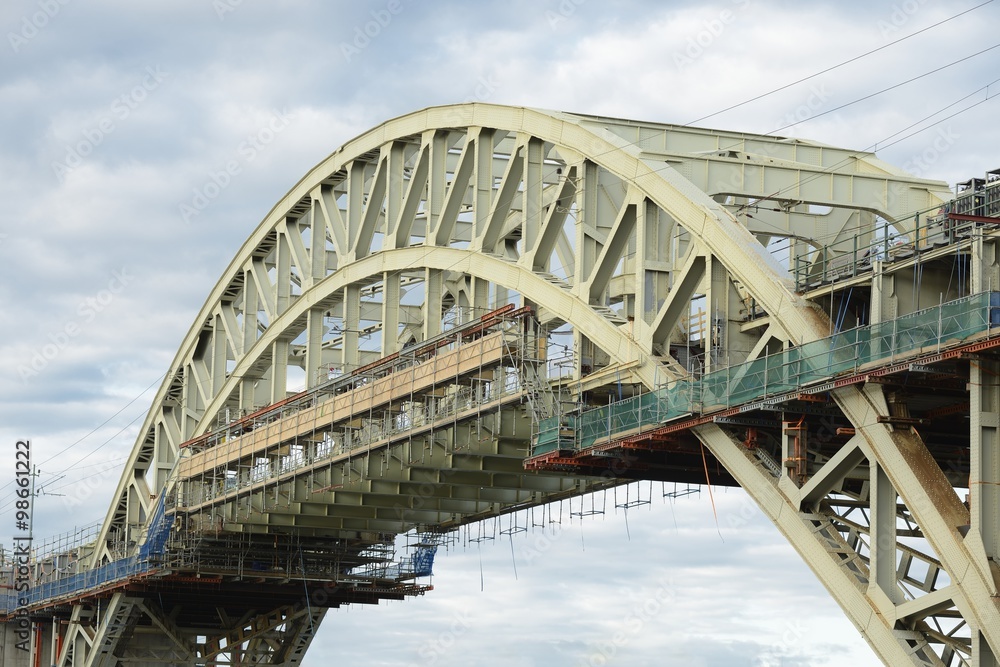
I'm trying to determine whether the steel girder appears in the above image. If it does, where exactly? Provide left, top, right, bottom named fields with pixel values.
left=51, top=595, right=325, bottom=667
left=69, top=103, right=993, bottom=665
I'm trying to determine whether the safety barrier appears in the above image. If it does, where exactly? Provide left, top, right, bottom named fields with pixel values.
left=533, top=292, right=1000, bottom=455
left=0, top=496, right=171, bottom=614
left=794, top=187, right=1000, bottom=291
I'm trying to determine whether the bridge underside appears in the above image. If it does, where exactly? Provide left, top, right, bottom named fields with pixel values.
left=529, top=279, right=1000, bottom=666
left=5, top=104, right=1000, bottom=666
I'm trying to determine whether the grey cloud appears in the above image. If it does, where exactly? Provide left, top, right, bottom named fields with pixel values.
left=0, top=1, right=989, bottom=664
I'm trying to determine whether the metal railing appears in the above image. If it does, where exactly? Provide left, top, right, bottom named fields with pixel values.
left=533, top=292, right=1000, bottom=455
left=0, top=496, right=171, bottom=613
left=180, top=363, right=532, bottom=508
left=794, top=187, right=1000, bottom=291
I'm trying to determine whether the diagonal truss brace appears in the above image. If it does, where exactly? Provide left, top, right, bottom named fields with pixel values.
left=694, top=422, right=951, bottom=666
left=84, top=594, right=142, bottom=667
left=834, top=384, right=1000, bottom=657
left=201, top=604, right=323, bottom=663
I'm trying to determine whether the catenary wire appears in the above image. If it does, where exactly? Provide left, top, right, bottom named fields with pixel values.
left=12, top=18, right=1000, bottom=526
left=684, top=0, right=995, bottom=127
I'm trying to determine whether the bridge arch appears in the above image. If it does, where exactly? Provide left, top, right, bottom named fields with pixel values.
left=66, top=103, right=997, bottom=666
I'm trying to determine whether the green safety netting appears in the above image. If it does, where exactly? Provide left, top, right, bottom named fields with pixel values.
left=532, top=292, right=999, bottom=456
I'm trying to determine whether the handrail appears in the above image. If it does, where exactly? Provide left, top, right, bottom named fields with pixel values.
left=534, top=292, right=1000, bottom=455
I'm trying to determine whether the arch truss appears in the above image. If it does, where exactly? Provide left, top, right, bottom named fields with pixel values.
left=40, top=104, right=998, bottom=665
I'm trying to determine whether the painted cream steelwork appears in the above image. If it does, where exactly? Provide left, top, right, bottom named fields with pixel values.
left=17, top=103, right=995, bottom=666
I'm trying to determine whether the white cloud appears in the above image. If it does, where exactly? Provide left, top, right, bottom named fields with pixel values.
left=2, top=0, right=995, bottom=663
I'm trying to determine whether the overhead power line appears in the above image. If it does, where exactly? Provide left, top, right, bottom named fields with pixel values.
left=684, top=0, right=995, bottom=127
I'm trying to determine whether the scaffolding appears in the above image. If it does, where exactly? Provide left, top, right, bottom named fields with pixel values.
left=175, top=305, right=548, bottom=521
left=533, top=291, right=1000, bottom=456
left=347, top=532, right=454, bottom=583
left=0, top=496, right=172, bottom=614
left=0, top=305, right=551, bottom=616
left=795, top=176, right=1000, bottom=290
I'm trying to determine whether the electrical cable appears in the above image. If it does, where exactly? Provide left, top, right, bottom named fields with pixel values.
left=577, top=7, right=996, bottom=172
left=0, top=409, right=149, bottom=515
left=40, top=372, right=163, bottom=468
left=684, top=0, right=995, bottom=127
left=740, top=80, right=1000, bottom=218
left=769, top=42, right=1000, bottom=137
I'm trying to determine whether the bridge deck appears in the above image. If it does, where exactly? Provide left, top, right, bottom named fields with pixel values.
left=1, top=306, right=546, bottom=618
left=527, top=291, right=1000, bottom=477
left=11, top=293, right=998, bottom=619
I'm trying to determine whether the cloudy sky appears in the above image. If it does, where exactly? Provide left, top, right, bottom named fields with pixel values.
left=2, top=0, right=999, bottom=664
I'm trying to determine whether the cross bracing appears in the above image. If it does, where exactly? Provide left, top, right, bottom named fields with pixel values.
left=2, top=103, right=997, bottom=666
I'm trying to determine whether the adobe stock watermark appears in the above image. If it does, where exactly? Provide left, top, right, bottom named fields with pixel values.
left=7, top=0, right=71, bottom=53
left=877, top=0, right=929, bottom=38
left=520, top=519, right=567, bottom=565
left=17, top=268, right=133, bottom=382
left=899, top=126, right=959, bottom=177
left=408, top=609, right=473, bottom=666
left=212, top=0, right=243, bottom=20
left=340, top=0, right=408, bottom=63
left=885, top=126, right=959, bottom=213
left=179, top=108, right=293, bottom=223
left=774, top=83, right=832, bottom=132
left=546, top=0, right=586, bottom=30
left=726, top=491, right=763, bottom=530
left=753, top=619, right=806, bottom=667
left=62, top=462, right=120, bottom=509
left=441, top=73, right=501, bottom=127
left=577, top=577, right=676, bottom=666
left=673, top=0, right=751, bottom=72
left=52, top=66, right=169, bottom=182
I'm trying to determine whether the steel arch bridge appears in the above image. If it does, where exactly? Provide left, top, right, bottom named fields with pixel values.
left=5, top=103, right=1000, bottom=666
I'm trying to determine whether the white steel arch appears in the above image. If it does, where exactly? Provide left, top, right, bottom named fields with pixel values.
left=80, top=103, right=995, bottom=666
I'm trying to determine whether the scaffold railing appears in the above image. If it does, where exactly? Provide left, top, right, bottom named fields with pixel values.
left=177, top=308, right=545, bottom=511
left=181, top=304, right=537, bottom=459
left=794, top=184, right=1000, bottom=290
left=0, top=495, right=172, bottom=614
left=0, top=306, right=542, bottom=615
left=533, top=291, right=1000, bottom=455
left=346, top=532, right=452, bottom=583
left=179, top=372, right=534, bottom=509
